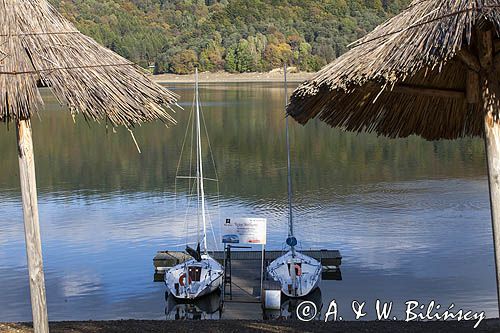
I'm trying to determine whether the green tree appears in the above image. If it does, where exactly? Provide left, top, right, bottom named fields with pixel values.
left=170, top=50, right=198, bottom=74
left=235, top=39, right=255, bottom=72
left=225, top=45, right=238, bottom=72
left=225, top=39, right=257, bottom=72
left=200, top=36, right=225, bottom=72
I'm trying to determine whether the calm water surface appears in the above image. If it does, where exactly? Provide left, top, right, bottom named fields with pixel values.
left=0, top=83, right=497, bottom=321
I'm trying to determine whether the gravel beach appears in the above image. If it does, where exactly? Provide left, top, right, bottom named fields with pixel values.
left=1, top=320, right=500, bottom=333
left=151, top=71, right=314, bottom=84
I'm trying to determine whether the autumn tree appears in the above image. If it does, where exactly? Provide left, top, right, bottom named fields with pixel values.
left=170, top=50, right=198, bottom=74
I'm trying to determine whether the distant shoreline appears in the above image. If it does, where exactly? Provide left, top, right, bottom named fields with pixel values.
left=151, top=70, right=314, bottom=84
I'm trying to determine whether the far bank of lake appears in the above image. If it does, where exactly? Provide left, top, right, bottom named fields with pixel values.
left=151, top=70, right=314, bottom=83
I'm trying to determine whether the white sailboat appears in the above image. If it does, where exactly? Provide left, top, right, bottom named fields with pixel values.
left=266, top=65, right=322, bottom=298
left=165, top=68, right=224, bottom=300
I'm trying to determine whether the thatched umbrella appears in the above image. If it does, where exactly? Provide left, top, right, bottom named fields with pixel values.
left=1, top=1, right=177, bottom=332
left=288, top=0, right=500, bottom=310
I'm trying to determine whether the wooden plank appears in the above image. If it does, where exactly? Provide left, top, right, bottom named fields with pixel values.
left=480, top=29, right=500, bottom=313
left=482, top=81, right=500, bottom=313
left=322, top=266, right=343, bottom=281
left=262, top=280, right=281, bottom=291
left=16, top=120, right=49, bottom=333
left=495, top=54, right=500, bottom=76
left=494, top=39, right=500, bottom=55
left=479, top=30, right=494, bottom=69
left=466, top=70, right=480, bottom=104
left=458, top=49, right=481, bottom=72
left=222, top=302, right=262, bottom=320
left=224, top=258, right=262, bottom=306
left=154, top=250, right=342, bottom=268
left=392, top=84, right=465, bottom=99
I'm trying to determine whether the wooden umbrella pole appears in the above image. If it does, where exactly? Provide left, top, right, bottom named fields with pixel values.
left=16, top=119, right=49, bottom=333
left=479, top=29, right=500, bottom=312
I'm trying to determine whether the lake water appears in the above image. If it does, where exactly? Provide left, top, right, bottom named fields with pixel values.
left=0, top=83, right=497, bottom=321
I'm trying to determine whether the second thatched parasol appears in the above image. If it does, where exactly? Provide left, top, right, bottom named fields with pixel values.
left=1, top=1, right=178, bottom=332
left=287, top=0, right=500, bottom=312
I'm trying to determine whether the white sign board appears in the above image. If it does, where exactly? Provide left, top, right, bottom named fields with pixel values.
left=222, top=218, right=267, bottom=245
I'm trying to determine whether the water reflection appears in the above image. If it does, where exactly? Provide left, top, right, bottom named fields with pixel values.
left=165, top=291, right=223, bottom=320
left=0, top=83, right=497, bottom=321
left=263, top=288, right=323, bottom=320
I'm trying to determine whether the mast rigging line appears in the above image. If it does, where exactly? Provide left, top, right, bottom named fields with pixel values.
left=175, top=68, right=221, bottom=254
left=199, top=85, right=221, bottom=253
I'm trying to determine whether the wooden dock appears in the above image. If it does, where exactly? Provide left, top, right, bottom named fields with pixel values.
left=153, top=249, right=342, bottom=269
left=221, top=257, right=264, bottom=319
left=154, top=248, right=341, bottom=319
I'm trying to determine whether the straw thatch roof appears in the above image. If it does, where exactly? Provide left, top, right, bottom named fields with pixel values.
left=0, top=0, right=178, bottom=127
left=287, top=0, right=500, bottom=140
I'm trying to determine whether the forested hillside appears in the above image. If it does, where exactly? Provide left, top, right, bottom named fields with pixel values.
left=49, top=0, right=410, bottom=74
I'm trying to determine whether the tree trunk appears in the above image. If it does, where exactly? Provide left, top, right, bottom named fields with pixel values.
left=16, top=119, right=49, bottom=333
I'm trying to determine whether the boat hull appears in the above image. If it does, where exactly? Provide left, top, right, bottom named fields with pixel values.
left=267, top=250, right=322, bottom=298
left=165, top=254, right=224, bottom=300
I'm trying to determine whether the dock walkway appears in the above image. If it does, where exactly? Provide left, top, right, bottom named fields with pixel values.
left=154, top=249, right=342, bottom=268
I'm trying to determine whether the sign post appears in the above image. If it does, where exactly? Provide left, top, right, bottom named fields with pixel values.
left=222, top=218, right=267, bottom=298
left=222, top=217, right=267, bottom=245
left=260, top=243, right=265, bottom=297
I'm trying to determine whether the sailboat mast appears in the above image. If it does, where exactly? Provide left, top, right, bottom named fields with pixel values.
left=195, top=68, right=208, bottom=253
left=195, top=70, right=201, bottom=247
left=284, top=64, right=294, bottom=246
